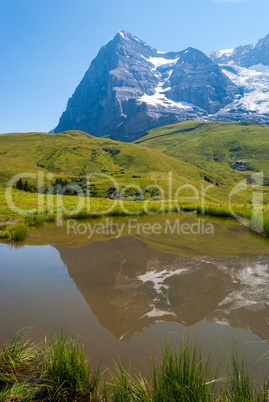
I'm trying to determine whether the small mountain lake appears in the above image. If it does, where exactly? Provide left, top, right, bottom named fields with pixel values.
left=1, top=213, right=269, bottom=379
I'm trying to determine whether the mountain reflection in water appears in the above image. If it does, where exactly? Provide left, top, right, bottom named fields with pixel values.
left=1, top=214, right=269, bottom=377
left=55, top=237, right=269, bottom=341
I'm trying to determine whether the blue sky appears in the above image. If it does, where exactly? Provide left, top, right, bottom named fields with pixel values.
left=1, top=0, right=269, bottom=134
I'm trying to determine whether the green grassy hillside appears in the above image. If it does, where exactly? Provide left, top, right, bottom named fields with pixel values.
left=0, top=125, right=269, bottom=236
left=1, top=123, right=269, bottom=219
left=0, top=130, right=212, bottom=200
left=134, top=121, right=269, bottom=198
left=0, top=130, right=191, bottom=177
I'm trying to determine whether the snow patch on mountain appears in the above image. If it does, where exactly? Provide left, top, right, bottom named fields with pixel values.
left=140, top=54, right=179, bottom=70
left=220, top=64, right=269, bottom=115
left=138, top=83, right=196, bottom=110
left=148, top=56, right=179, bottom=69
left=137, top=64, right=206, bottom=114
left=215, top=48, right=235, bottom=58
left=249, top=64, right=269, bottom=73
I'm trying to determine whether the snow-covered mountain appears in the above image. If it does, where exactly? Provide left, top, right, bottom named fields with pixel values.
left=210, top=34, right=269, bottom=67
left=53, top=31, right=269, bottom=141
left=209, top=34, right=269, bottom=123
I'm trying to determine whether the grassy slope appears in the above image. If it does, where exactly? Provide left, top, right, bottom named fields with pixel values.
left=0, top=130, right=198, bottom=177
left=134, top=120, right=269, bottom=203
left=0, top=127, right=263, bottom=204
left=134, top=121, right=269, bottom=179
left=0, top=129, right=230, bottom=205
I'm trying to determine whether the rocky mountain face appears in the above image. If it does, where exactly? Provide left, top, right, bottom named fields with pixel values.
left=163, top=48, right=240, bottom=114
left=53, top=31, right=269, bottom=141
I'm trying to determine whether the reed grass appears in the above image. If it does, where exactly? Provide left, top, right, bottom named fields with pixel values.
left=0, top=331, right=39, bottom=384
left=107, top=207, right=133, bottom=217
left=199, top=205, right=232, bottom=218
left=4, top=223, right=28, bottom=242
left=24, top=214, right=46, bottom=226
left=0, top=230, right=9, bottom=240
left=1, top=331, right=269, bottom=401
left=42, top=331, right=99, bottom=401
left=71, top=210, right=91, bottom=219
left=219, top=345, right=269, bottom=401
left=0, top=382, right=36, bottom=401
left=150, top=338, right=219, bottom=401
left=24, top=213, right=56, bottom=226
left=103, top=360, right=150, bottom=401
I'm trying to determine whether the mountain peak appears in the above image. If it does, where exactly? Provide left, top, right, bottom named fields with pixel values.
left=105, top=30, right=146, bottom=47
left=256, top=33, right=269, bottom=47
left=118, top=30, right=134, bottom=38
left=116, top=30, right=134, bottom=40
left=177, top=47, right=214, bottom=66
left=53, top=32, right=263, bottom=141
left=210, top=32, right=269, bottom=67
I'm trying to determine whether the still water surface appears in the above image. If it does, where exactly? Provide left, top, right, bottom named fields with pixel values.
left=1, top=214, right=269, bottom=378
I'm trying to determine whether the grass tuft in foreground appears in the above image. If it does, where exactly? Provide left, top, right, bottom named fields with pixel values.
left=0, top=382, right=36, bottom=402
left=103, top=359, right=150, bottom=401
left=150, top=338, right=219, bottom=401
left=219, top=345, right=269, bottom=401
left=42, top=331, right=99, bottom=401
left=0, top=331, right=39, bottom=384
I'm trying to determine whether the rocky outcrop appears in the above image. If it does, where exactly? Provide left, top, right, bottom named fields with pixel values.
left=164, top=48, right=241, bottom=114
